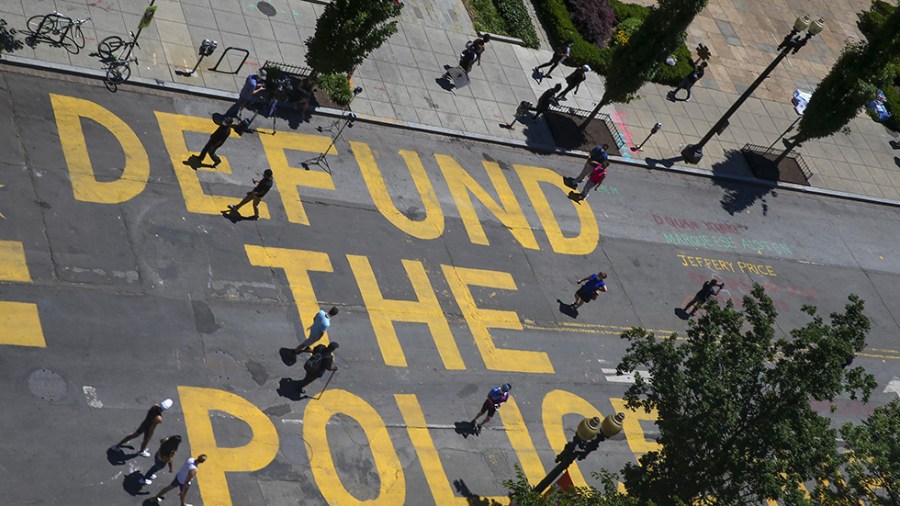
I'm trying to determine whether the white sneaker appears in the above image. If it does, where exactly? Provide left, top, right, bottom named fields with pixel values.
left=150, top=474, right=157, bottom=480
left=139, top=449, right=151, bottom=457
left=140, top=478, right=152, bottom=485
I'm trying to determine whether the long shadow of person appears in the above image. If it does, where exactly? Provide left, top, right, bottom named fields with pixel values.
left=453, top=420, right=479, bottom=439
left=220, top=209, right=257, bottom=223
left=277, top=378, right=308, bottom=401
left=556, top=299, right=578, bottom=319
left=279, top=347, right=298, bottom=366
left=123, top=470, right=149, bottom=496
left=674, top=307, right=691, bottom=320
left=106, top=446, right=137, bottom=465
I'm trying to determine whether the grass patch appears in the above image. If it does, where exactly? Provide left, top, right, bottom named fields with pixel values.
left=463, top=0, right=540, bottom=48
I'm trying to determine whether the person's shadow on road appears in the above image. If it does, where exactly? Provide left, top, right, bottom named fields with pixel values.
left=279, top=347, right=298, bottom=366
left=674, top=307, right=691, bottom=320
left=106, top=446, right=137, bottom=466
left=123, top=471, right=149, bottom=497
left=453, top=420, right=479, bottom=439
left=557, top=299, right=578, bottom=319
left=277, top=378, right=309, bottom=401
left=220, top=209, right=256, bottom=223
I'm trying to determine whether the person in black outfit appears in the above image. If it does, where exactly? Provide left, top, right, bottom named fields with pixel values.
left=195, top=117, right=240, bottom=167
left=683, top=278, right=723, bottom=316
left=533, top=84, right=562, bottom=120
left=228, top=169, right=274, bottom=219
left=557, top=65, right=590, bottom=101
left=111, top=399, right=174, bottom=457
left=534, top=39, right=573, bottom=78
left=296, top=342, right=339, bottom=394
left=671, top=60, right=708, bottom=101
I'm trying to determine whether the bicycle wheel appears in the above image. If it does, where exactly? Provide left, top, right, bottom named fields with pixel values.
left=97, top=35, right=126, bottom=59
left=105, top=60, right=131, bottom=86
left=27, top=14, right=56, bottom=37
left=68, top=25, right=85, bottom=50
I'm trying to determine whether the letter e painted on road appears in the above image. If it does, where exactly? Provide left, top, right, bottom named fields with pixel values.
left=352, top=142, right=445, bottom=239
left=514, top=165, right=599, bottom=255
left=348, top=255, right=464, bottom=369
left=436, top=154, right=538, bottom=250
left=245, top=245, right=334, bottom=345
left=260, top=131, right=335, bottom=225
left=179, top=386, right=279, bottom=506
left=305, top=389, right=405, bottom=505
left=50, top=94, right=149, bottom=204
left=155, top=112, right=270, bottom=219
left=442, top=265, right=554, bottom=373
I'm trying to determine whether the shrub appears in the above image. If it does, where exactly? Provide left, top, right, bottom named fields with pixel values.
left=467, top=0, right=506, bottom=36
left=565, top=0, right=615, bottom=48
left=611, top=0, right=649, bottom=21
left=494, top=0, right=540, bottom=48
left=857, top=0, right=894, bottom=39
left=318, top=73, right=354, bottom=106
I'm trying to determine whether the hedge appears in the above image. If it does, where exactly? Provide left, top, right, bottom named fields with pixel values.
left=465, top=0, right=539, bottom=48
left=534, top=0, right=694, bottom=86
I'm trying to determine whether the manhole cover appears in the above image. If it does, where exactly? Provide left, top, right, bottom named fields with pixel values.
left=257, top=1, right=277, bottom=16
left=205, top=350, right=242, bottom=382
left=28, top=368, right=67, bottom=401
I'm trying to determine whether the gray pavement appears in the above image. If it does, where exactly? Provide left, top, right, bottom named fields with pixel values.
left=1, top=67, right=899, bottom=505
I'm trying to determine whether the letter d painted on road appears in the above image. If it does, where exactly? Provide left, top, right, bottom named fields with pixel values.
left=50, top=94, right=149, bottom=204
left=179, top=386, right=279, bottom=506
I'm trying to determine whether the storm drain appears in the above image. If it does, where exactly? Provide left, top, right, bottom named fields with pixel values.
left=206, top=350, right=242, bottom=383
left=28, top=368, right=67, bottom=402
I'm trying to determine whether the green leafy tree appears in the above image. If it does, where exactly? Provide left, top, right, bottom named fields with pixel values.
left=506, top=465, right=638, bottom=505
left=305, top=0, right=402, bottom=76
left=615, top=284, right=876, bottom=505
left=784, top=5, right=900, bottom=157
left=580, top=0, right=708, bottom=129
left=814, top=400, right=900, bottom=504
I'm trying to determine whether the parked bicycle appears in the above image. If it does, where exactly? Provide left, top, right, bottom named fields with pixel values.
left=26, top=11, right=91, bottom=53
left=97, top=32, right=139, bottom=91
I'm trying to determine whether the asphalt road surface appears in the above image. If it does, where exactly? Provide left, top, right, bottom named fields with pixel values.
left=0, top=68, right=898, bottom=506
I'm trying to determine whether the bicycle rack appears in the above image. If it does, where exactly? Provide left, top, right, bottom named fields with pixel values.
left=209, top=47, right=250, bottom=74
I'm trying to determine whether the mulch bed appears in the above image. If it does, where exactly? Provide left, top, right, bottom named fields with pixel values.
left=740, top=149, right=810, bottom=186
left=543, top=110, right=622, bottom=156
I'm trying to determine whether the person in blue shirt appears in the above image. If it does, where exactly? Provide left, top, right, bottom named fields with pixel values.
left=571, top=271, right=608, bottom=310
left=471, top=383, right=511, bottom=433
left=292, top=306, right=339, bottom=356
left=566, top=144, right=609, bottom=189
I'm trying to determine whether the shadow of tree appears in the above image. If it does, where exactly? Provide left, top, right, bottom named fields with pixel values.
left=453, top=479, right=506, bottom=505
left=0, top=19, right=24, bottom=54
left=710, top=148, right=777, bottom=216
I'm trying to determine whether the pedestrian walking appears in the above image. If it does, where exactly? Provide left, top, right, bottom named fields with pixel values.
left=566, top=144, right=609, bottom=189
left=534, top=39, right=573, bottom=78
left=111, top=399, right=174, bottom=457
left=533, top=84, right=562, bottom=120
left=192, top=117, right=241, bottom=167
left=151, top=454, right=206, bottom=505
left=470, top=383, right=511, bottom=433
left=226, top=169, right=274, bottom=219
left=569, top=160, right=608, bottom=202
left=683, top=279, right=723, bottom=316
left=571, top=272, right=608, bottom=310
left=557, top=65, right=590, bottom=101
left=140, top=435, right=182, bottom=486
left=296, top=342, right=339, bottom=395
left=670, top=60, right=707, bottom=102
left=505, top=100, right=533, bottom=129
left=291, top=306, right=338, bottom=356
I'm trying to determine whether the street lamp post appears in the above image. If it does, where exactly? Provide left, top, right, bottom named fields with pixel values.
left=532, top=413, right=625, bottom=495
left=681, top=15, right=825, bottom=164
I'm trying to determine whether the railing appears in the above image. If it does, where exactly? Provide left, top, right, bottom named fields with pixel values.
left=261, top=60, right=312, bottom=78
left=741, top=143, right=812, bottom=181
left=547, top=103, right=626, bottom=152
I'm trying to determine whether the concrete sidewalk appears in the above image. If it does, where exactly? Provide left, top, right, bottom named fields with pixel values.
left=2, top=0, right=899, bottom=200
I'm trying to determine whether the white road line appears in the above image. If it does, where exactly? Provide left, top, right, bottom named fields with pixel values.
left=82, top=386, right=103, bottom=408
left=884, top=378, right=900, bottom=398
left=600, top=367, right=651, bottom=384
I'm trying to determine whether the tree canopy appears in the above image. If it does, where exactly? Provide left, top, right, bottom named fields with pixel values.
left=305, top=0, right=402, bottom=76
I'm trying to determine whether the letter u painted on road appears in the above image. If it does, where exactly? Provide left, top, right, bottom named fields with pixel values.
left=50, top=94, right=149, bottom=203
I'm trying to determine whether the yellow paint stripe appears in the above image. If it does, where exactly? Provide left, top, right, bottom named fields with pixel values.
left=0, top=301, right=46, bottom=347
left=0, top=240, right=32, bottom=282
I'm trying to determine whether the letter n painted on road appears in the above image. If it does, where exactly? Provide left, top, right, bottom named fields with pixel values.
left=515, top=164, right=599, bottom=255
left=436, top=154, right=538, bottom=250
left=179, top=386, right=278, bottom=506
left=305, top=389, right=405, bottom=505
left=50, top=94, right=149, bottom=204
left=352, top=142, right=445, bottom=239
left=442, top=265, right=553, bottom=373
left=155, top=112, right=270, bottom=219
left=244, top=245, right=334, bottom=345
left=0, top=241, right=45, bottom=347
left=348, top=255, right=464, bottom=369
left=260, top=131, right=335, bottom=225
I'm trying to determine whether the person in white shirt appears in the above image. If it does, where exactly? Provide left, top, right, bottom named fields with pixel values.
left=152, top=454, right=207, bottom=506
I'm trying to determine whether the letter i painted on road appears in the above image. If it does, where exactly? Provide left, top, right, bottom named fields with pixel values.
left=0, top=240, right=45, bottom=347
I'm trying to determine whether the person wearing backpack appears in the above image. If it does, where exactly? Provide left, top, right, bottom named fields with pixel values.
left=534, top=39, right=574, bottom=78
left=470, top=383, right=511, bottom=433
left=296, top=342, right=339, bottom=394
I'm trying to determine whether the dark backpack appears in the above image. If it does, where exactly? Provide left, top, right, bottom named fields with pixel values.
left=304, top=352, right=323, bottom=372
